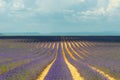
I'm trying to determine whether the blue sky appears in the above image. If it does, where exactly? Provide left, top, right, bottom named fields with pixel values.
left=0, top=0, right=120, bottom=34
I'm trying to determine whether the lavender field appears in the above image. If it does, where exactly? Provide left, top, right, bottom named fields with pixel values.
left=0, top=36, right=120, bottom=80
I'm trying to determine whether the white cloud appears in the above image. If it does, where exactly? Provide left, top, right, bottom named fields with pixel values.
left=107, top=0, right=120, bottom=11
left=0, top=0, right=85, bottom=15
left=80, top=0, right=120, bottom=20
left=97, top=0, right=109, bottom=7
left=81, top=7, right=106, bottom=16
left=10, top=0, right=25, bottom=10
left=76, top=0, right=85, bottom=3
left=35, top=0, right=85, bottom=13
left=0, top=0, right=120, bottom=21
left=106, top=0, right=120, bottom=17
left=0, top=0, right=6, bottom=11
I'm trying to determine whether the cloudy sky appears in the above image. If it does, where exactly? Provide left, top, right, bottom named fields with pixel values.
left=0, top=0, right=120, bottom=34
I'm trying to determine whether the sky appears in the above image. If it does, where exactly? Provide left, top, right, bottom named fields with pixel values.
left=0, top=0, right=120, bottom=34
